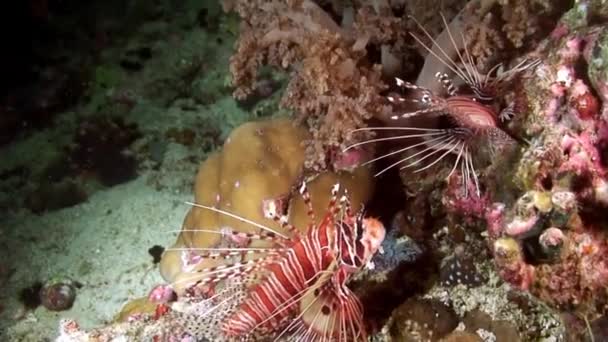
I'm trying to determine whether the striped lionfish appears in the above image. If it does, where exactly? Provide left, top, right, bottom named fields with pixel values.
left=168, top=181, right=385, bottom=341
left=345, top=14, right=539, bottom=197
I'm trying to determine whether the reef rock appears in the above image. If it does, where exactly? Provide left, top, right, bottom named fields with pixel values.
left=480, top=3, right=608, bottom=325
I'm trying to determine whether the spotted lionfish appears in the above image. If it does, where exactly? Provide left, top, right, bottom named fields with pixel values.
left=167, top=181, right=385, bottom=341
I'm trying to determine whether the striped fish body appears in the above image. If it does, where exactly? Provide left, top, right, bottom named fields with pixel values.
left=173, top=182, right=384, bottom=341
left=446, top=95, right=497, bottom=129
left=221, top=213, right=338, bottom=336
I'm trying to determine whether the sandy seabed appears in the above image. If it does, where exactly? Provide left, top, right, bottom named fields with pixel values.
left=0, top=172, right=190, bottom=341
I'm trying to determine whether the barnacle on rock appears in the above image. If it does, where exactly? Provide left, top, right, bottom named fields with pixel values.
left=39, top=278, right=78, bottom=312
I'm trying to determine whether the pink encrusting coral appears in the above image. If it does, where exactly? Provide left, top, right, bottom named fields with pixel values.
left=478, top=12, right=608, bottom=319
left=442, top=174, right=491, bottom=220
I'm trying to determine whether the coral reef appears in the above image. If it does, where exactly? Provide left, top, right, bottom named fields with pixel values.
left=427, top=4, right=608, bottom=338
left=1, top=1, right=264, bottom=340
left=355, top=2, right=607, bottom=331
left=33, top=1, right=608, bottom=341
left=484, top=6, right=608, bottom=317
left=368, top=210, right=565, bottom=341
left=425, top=257, right=565, bottom=341
left=354, top=1, right=605, bottom=339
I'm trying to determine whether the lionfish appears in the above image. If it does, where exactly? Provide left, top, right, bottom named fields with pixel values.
left=345, top=14, right=539, bottom=196
left=167, top=181, right=385, bottom=341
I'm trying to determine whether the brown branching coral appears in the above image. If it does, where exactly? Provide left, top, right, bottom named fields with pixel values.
left=461, top=12, right=505, bottom=71
left=227, top=0, right=350, bottom=99
left=226, top=0, right=405, bottom=170
left=282, top=45, right=386, bottom=170
left=462, top=0, right=567, bottom=71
